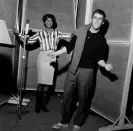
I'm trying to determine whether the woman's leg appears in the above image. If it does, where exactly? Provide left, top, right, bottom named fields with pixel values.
left=45, top=85, right=55, bottom=105
left=41, top=62, right=57, bottom=112
left=35, top=84, right=44, bottom=113
left=41, top=84, right=51, bottom=112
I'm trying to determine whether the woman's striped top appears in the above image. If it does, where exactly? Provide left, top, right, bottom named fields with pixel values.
left=21, top=29, right=71, bottom=51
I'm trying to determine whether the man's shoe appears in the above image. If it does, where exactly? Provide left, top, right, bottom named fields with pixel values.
left=52, top=122, right=68, bottom=129
left=72, top=125, right=80, bottom=131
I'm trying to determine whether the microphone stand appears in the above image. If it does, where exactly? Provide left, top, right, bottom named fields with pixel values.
left=17, top=36, right=26, bottom=119
left=17, top=20, right=30, bottom=120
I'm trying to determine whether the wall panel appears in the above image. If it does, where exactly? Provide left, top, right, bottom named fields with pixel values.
left=91, top=43, right=130, bottom=122
left=92, top=0, right=133, bottom=41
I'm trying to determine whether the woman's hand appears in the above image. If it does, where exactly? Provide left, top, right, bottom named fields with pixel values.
left=47, top=52, right=57, bottom=59
left=48, top=47, right=67, bottom=59
left=12, top=28, right=19, bottom=36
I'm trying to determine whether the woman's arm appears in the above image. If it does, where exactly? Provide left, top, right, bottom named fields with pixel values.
left=57, top=31, right=72, bottom=42
left=13, top=28, right=40, bottom=45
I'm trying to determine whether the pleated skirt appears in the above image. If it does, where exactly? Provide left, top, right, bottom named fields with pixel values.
left=37, top=50, right=56, bottom=85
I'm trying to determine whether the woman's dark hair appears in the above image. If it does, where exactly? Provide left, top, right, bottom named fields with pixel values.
left=92, top=9, right=106, bottom=21
left=42, top=14, right=57, bottom=29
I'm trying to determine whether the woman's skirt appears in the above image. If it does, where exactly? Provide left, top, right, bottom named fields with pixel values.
left=37, top=50, right=56, bottom=85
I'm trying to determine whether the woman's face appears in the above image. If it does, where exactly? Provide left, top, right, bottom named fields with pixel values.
left=45, top=18, right=53, bottom=28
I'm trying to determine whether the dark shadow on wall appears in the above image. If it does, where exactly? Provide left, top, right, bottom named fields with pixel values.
left=98, top=42, right=118, bottom=82
left=99, top=19, right=118, bottom=82
left=0, top=53, right=13, bottom=95
left=126, top=66, right=133, bottom=118
left=100, top=19, right=109, bottom=37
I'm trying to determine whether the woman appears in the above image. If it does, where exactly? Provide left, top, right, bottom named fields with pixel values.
left=14, top=14, right=71, bottom=113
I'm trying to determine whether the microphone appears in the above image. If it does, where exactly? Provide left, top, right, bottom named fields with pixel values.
left=25, top=20, right=30, bottom=35
left=23, top=20, right=30, bottom=58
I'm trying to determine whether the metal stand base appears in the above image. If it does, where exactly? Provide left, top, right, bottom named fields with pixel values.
left=7, top=94, right=30, bottom=107
left=7, top=94, right=30, bottom=120
left=99, top=115, right=133, bottom=131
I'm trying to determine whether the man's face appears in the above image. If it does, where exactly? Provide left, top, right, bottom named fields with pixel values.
left=91, top=12, right=104, bottom=30
left=45, top=18, right=53, bottom=28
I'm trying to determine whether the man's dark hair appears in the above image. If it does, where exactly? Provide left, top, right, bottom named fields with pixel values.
left=42, top=14, right=57, bottom=29
left=92, top=9, right=106, bottom=21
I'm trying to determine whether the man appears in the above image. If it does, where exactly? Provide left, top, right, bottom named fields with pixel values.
left=48, top=9, right=113, bottom=131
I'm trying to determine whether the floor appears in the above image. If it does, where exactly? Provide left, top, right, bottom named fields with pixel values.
left=0, top=91, right=132, bottom=131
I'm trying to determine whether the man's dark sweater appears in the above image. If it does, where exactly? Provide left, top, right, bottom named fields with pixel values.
left=67, top=30, right=108, bottom=69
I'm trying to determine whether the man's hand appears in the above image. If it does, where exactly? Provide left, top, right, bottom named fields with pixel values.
left=98, top=60, right=113, bottom=71
left=105, top=64, right=113, bottom=71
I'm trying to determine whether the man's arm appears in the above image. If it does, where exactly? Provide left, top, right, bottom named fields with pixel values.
left=98, top=60, right=113, bottom=71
